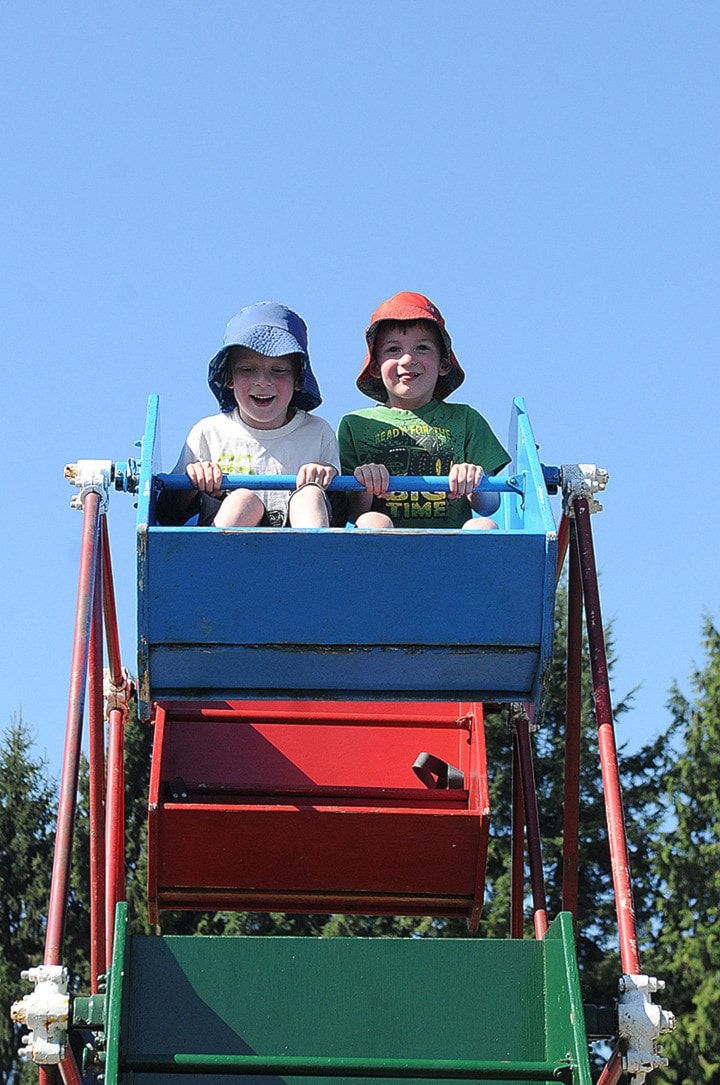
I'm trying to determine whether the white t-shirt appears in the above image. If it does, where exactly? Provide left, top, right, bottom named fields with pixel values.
left=172, top=408, right=340, bottom=523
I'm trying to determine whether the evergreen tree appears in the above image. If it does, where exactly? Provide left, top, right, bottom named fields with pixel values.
left=115, top=698, right=154, bottom=937
left=0, top=715, right=57, bottom=1085
left=647, top=619, right=720, bottom=1084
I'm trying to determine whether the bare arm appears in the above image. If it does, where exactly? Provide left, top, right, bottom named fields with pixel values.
left=347, top=463, right=390, bottom=522
left=156, top=460, right=224, bottom=525
left=296, top=463, right=338, bottom=488
left=449, top=463, right=500, bottom=515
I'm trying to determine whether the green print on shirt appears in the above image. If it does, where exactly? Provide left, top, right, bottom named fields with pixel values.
left=368, top=425, right=458, bottom=521
left=216, top=451, right=255, bottom=474
left=369, top=426, right=456, bottom=478
left=338, top=400, right=511, bottom=530
left=374, top=422, right=453, bottom=444
left=386, top=490, right=450, bottom=520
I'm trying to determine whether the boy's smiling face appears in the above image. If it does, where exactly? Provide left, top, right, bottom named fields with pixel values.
left=372, top=324, right=450, bottom=410
left=227, top=346, right=301, bottom=430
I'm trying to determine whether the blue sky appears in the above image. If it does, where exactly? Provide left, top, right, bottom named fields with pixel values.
left=2, top=1, right=718, bottom=770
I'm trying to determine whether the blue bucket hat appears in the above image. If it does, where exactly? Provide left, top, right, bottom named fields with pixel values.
left=208, top=302, right=322, bottom=413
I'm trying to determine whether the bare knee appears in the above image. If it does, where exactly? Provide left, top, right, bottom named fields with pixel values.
left=288, top=485, right=330, bottom=528
left=213, top=490, right=265, bottom=527
left=462, top=516, right=499, bottom=531
left=355, top=511, right=394, bottom=529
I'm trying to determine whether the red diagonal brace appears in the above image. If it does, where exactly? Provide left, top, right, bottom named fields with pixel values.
left=45, top=491, right=101, bottom=965
left=574, top=497, right=640, bottom=975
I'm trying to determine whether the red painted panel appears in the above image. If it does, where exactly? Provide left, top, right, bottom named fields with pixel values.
left=147, top=700, right=489, bottom=928
left=157, top=807, right=480, bottom=892
left=164, top=721, right=470, bottom=790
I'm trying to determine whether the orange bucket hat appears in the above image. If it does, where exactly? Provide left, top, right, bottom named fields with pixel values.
left=357, top=291, right=466, bottom=403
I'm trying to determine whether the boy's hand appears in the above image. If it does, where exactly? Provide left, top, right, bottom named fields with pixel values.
left=448, top=462, right=484, bottom=499
left=296, top=462, right=338, bottom=489
left=186, top=460, right=224, bottom=496
left=354, top=463, right=390, bottom=498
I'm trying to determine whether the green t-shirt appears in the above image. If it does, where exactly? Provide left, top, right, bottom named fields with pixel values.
left=338, top=400, right=511, bottom=528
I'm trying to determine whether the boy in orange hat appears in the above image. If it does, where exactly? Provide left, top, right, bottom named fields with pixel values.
left=338, top=292, right=510, bottom=529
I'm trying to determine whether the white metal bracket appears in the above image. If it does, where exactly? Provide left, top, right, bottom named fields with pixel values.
left=618, top=973, right=675, bottom=1082
left=560, top=463, right=609, bottom=516
left=104, top=666, right=134, bottom=721
left=64, top=459, right=114, bottom=512
left=11, top=964, right=70, bottom=1065
left=509, top=701, right=540, bottom=734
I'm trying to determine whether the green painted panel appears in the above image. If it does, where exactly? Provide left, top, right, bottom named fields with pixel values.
left=543, top=914, right=592, bottom=1085
left=107, top=909, right=590, bottom=1084
left=104, top=901, right=128, bottom=1085
left=125, top=937, right=544, bottom=1061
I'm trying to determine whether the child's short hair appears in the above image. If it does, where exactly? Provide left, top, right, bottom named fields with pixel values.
left=208, top=302, right=322, bottom=413
left=372, top=318, right=446, bottom=360
left=224, top=347, right=303, bottom=386
left=356, top=292, right=465, bottom=403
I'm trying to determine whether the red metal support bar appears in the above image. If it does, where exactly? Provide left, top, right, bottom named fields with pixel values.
left=512, top=709, right=548, bottom=938
left=562, top=525, right=582, bottom=921
left=99, top=516, right=130, bottom=953
left=573, top=498, right=640, bottom=975
left=45, top=491, right=101, bottom=966
left=105, top=706, right=126, bottom=955
left=510, top=737, right=525, bottom=938
left=597, top=1047, right=623, bottom=1085
left=170, top=705, right=474, bottom=728
left=87, top=564, right=107, bottom=990
left=58, top=1050, right=84, bottom=1085
left=556, top=512, right=570, bottom=583
left=100, top=516, right=124, bottom=685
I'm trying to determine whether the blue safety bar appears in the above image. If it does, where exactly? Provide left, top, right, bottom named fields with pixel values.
left=154, top=473, right=524, bottom=494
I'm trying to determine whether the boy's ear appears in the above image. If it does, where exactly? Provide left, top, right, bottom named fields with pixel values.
left=369, top=359, right=382, bottom=377
left=439, top=358, right=451, bottom=375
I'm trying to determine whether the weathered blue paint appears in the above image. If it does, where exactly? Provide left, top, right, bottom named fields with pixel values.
left=136, top=396, right=557, bottom=714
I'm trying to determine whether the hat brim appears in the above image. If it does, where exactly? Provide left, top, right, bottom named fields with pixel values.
left=208, top=326, right=322, bottom=413
left=357, top=318, right=465, bottom=403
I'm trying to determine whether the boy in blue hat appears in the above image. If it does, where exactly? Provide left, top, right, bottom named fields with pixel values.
left=160, top=303, right=339, bottom=527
